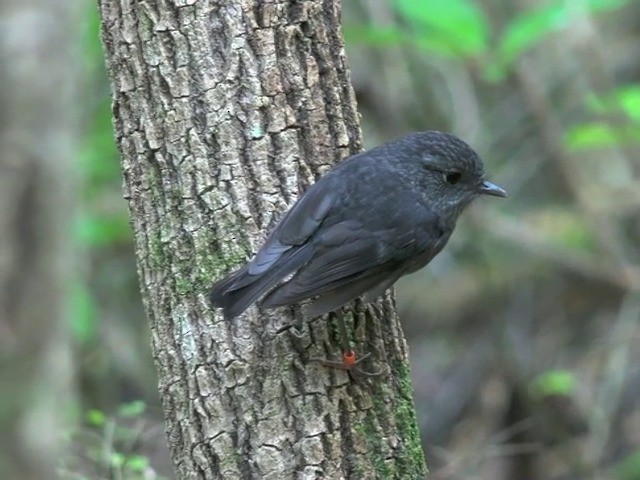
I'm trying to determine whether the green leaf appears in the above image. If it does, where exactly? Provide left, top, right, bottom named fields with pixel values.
left=110, top=452, right=126, bottom=468
left=585, top=85, right=640, bottom=120
left=615, top=86, right=640, bottom=122
left=74, top=212, right=131, bottom=247
left=565, top=122, right=640, bottom=150
left=395, top=0, right=489, bottom=57
left=117, top=400, right=147, bottom=418
left=530, top=370, right=576, bottom=398
left=86, top=409, right=106, bottom=427
left=490, top=0, right=628, bottom=79
left=78, top=100, right=121, bottom=189
left=615, top=450, right=640, bottom=480
left=82, top=1, right=107, bottom=76
left=564, top=122, right=618, bottom=150
left=68, top=280, right=97, bottom=343
left=125, top=455, right=150, bottom=473
left=497, top=3, right=569, bottom=67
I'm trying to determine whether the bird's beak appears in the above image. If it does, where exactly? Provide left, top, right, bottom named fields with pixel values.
left=478, top=180, right=507, bottom=198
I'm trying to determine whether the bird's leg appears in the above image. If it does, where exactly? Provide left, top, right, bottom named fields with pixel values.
left=310, top=312, right=383, bottom=377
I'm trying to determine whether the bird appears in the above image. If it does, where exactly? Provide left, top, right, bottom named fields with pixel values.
left=210, top=130, right=506, bottom=323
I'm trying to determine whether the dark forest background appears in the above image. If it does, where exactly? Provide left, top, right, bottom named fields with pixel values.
left=3, top=1, right=640, bottom=479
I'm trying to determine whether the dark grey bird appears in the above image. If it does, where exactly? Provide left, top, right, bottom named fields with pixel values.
left=210, top=131, right=506, bottom=321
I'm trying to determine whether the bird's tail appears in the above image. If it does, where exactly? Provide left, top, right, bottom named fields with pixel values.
left=209, top=244, right=313, bottom=320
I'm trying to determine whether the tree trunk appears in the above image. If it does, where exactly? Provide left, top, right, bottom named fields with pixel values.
left=98, top=1, right=427, bottom=478
left=0, top=1, right=79, bottom=478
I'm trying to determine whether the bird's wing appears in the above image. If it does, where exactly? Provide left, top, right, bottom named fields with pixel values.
left=247, top=176, right=337, bottom=276
left=209, top=180, right=334, bottom=317
left=210, top=160, right=357, bottom=319
left=261, top=199, right=447, bottom=312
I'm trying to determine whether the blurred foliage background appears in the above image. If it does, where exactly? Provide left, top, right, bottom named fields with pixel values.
left=2, top=0, right=639, bottom=479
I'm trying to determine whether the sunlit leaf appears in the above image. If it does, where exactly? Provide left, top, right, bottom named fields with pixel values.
left=125, top=455, right=150, bottom=473
left=110, top=452, right=126, bottom=468
left=585, top=85, right=640, bottom=121
left=395, top=0, right=489, bottom=57
left=530, top=370, right=576, bottom=398
left=491, top=0, right=628, bottom=79
left=86, top=409, right=106, bottom=427
left=615, top=86, right=640, bottom=122
left=117, top=400, right=147, bottom=418
left=564, top=122, right=618, bottom=150
left=497, top=3, right=569, bottom=66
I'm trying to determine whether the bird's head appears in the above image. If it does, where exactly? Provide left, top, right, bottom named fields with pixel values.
left=400, top=131, right=507, bottom=220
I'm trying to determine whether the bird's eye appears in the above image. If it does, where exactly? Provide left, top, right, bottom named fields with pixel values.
left=444, top=172, right=462, bottom=185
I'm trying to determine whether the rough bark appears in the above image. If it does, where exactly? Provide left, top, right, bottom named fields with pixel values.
left=0, top=1, right=79, bottom=478
left=98, top=1, right=427, bottom=478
